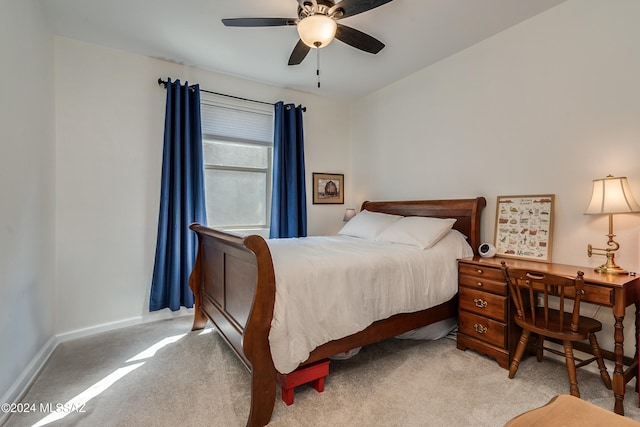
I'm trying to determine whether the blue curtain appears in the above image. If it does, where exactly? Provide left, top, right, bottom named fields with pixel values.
left=270, top=102, right=307, bottom=238
left=150, top=79, right=206, bottom=312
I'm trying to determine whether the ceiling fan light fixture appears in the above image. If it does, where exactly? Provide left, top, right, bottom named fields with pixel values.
left=297, top=14, right=337, bottom=48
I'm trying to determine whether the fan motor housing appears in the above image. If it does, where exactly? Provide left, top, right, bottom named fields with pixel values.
left=298, top=1, right=343, bottom=19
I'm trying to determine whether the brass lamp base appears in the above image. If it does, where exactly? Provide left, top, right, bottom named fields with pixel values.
left=592, top=250, right=628, bottom=275
left=588, top=243, right=629, bottom=275
left=594, top=263, right=628, bottom=275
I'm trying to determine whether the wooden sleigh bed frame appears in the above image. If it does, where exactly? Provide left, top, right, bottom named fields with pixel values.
left=189, top=197, right=486, bottom=426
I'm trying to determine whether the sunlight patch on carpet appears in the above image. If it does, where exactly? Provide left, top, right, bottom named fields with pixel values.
left=31, top=331, right=193, bottom=426
left=126, top=333, right=186, bottom=362
left=31, top=363, right=144, bottom=427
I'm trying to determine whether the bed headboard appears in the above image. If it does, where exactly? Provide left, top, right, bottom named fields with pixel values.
left=361, top=197, right=487, bottom=256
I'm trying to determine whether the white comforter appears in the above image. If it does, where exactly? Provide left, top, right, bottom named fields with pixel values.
left=266, top=230, right=473, bottom=373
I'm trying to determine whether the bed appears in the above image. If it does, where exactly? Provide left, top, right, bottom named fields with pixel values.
left=188, top=197, right=486, bottom=427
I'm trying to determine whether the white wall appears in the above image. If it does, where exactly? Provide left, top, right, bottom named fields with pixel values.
left=0, top=0, right=56, bottom=407
left=350, top=0, right=640, bottom=355
left=53, top=38, right=351, bottom=335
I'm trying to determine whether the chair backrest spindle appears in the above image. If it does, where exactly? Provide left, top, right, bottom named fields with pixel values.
left=571, top=272, right=585, bottom=333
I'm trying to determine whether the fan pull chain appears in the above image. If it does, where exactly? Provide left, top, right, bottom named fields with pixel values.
left=315, top=42, right=321, bottom=88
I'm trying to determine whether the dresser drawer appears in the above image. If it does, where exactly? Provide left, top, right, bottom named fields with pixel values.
left=459, top=263, right=507, bottom=295
left=459, top=286, right=507, bottom=321
left=459, top=273, right=507, bottom=295
left=459, top=311, right=506, bottom=348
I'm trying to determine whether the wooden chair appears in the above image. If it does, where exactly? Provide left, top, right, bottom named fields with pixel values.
left=501, top=261, right=612, bottom=397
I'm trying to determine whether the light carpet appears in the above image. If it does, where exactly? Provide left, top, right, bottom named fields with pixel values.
left=4, top=316, right=640, bottom=426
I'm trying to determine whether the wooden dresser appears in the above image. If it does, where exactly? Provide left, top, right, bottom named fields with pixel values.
left=456, top=257, right=519, bottom=369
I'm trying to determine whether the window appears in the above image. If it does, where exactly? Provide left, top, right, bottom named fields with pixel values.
left=200, top=94, right=274, bottom=230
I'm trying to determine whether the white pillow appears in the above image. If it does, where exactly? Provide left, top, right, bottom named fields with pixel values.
left=338, top=210, right=402, bottom=241
left=376, top=216, right=457, bottom=249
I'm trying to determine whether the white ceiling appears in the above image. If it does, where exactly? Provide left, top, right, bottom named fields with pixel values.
left=41, top=0, right=566, bottom=101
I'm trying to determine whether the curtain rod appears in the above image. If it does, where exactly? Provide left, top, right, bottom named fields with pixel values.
left=157, top=78, right=306, bottom=111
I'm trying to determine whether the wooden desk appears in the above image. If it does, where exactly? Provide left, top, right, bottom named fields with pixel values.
left=457, top=256, right=639, bottom=416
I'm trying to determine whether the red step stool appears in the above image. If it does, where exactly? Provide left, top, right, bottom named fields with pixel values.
left=276, top=359, right=330, bottom=405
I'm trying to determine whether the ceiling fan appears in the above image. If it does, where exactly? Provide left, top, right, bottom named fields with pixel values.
left=222, top=0, right=395, bottom=66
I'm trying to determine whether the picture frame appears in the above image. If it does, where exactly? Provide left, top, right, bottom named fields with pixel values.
left=312, top=173, right=344, bottom=204
left=494, top=194, right=555, bottom=263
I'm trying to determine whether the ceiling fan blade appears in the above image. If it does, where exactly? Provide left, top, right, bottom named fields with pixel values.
left=288, top=39, right=311, bottom=65
left=222, top=18, right=297, bottom=27
left=335, top=24, right=385, bottom=54
left=330, top=0, right=394, bottom=19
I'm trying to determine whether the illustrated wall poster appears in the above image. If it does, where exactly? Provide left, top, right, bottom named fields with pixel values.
left=494, top=194, right=554, bottom=263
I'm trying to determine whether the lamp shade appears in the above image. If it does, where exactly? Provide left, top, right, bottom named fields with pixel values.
left=343, top=208, right=356, bottom=222
left=297, top=15, right=337, bottom=48
left=585, top=176, right=640, bottom=215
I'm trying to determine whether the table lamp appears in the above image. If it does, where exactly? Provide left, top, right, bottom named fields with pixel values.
left=343, top=208, right=356, bottom=222
left=585, top=175, right=640, bottom=274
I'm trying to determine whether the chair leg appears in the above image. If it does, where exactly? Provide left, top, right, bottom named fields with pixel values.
left=563, top=341, right=580, bottom=398
left=509, top=329, right=531, bottom=379
left=588, top=332, right=612, bottom=390
left=535, top=334, right=544, bottom=362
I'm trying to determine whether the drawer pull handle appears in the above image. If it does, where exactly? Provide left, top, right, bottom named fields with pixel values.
left=473, top=323, right=488, bottom=334
left=477, top=269, right=483, bottom=274
left=477, top=281, right=483, bottom=287
left=473, top=298, right=488, bottom=309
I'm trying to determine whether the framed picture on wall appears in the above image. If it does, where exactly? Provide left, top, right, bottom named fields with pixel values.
left=312, top=173, right=344, bottom=204
left=494, top=194, right=555, bottom=263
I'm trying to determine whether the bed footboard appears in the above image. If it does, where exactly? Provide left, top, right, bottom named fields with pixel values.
left=188, top=224, right=277, bottom=427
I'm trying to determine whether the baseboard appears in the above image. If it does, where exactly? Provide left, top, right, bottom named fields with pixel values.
left=0, top=308, right=193, bottom=425
left=56, top=308, right=193, bottom=343
left=0, top=335, right=58, bottom=426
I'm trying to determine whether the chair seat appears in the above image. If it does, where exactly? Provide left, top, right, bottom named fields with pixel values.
left=514, top=308, right=603, bottom=342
